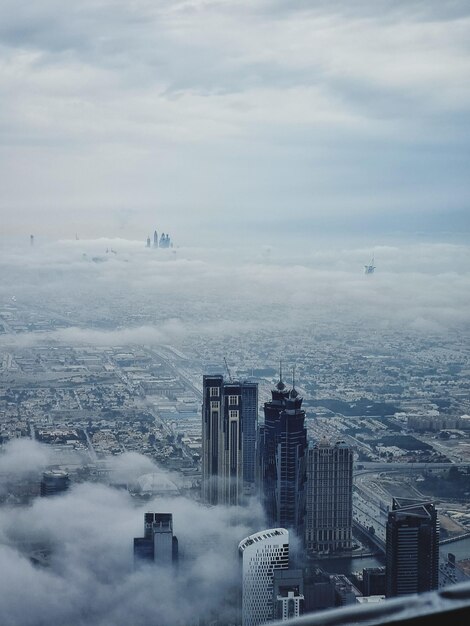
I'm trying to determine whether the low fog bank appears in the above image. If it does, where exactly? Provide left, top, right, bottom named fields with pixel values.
left=0, top=445, right=265, bottom=626
left=0, top=239, right=469, bottom=343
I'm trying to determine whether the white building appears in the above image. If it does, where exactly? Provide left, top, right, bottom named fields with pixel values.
left=239, top=528, right=289, bottom=626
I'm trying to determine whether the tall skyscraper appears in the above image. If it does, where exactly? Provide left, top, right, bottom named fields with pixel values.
left=261, top=370, right=307, bottom=538
left=385, top=498, right=439, bottom=597
left=239, top=528, right=289, bottom=626
left=305, top=439, right=353, bottom=554
left=202, top=374, right=258, bottom=505
left=40, top=470, right=70, bottom=496
left=153, top=230, right=158, bottom=247
left=133, top=512, right=178, bottom=565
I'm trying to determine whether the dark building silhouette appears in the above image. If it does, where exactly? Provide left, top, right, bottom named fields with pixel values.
left=363, top=567, right=386, bottom=597
left=261, top=368, right=307, bottom=538
left=40, top=470, right=69, bottom=496
left=133, top=513, right=178, bottom=564
left=146, top=235, right=151, bottom=248
left=202, top=374, right=258, bottom=505
left=305, top=439, right=353, bottom=554
left=303, top=567, right=336, bottom=612
left=386, top=498, right=439, bottom=597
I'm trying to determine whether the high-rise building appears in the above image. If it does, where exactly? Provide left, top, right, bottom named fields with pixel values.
left=363, top=567, right=386, bottom=596
left=385, top=498, right=439, bottom=597
left=146, top=235, right=151, bottom=248
left=239, top=528, right=289, bottom=626
left=305, top=439, right=353, bottom=554
left=40, top=470, right=70, bottom=496
left=133, top=512, right=178, bottom=565
left=273, top=569, right=304, bottom=621
left=261, top=371, right=307, bottom=538
left=202, top=374, right=258, bottom=505
left=153, top=230, right=158, bottom=247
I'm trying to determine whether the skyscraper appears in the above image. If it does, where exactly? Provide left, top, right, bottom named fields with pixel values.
left=261, top=370, right=307, bottom=538
left=385, top=498, right=439, bottom=597
left=40, top=470, right=70, bottom=496
left=202, top=374, right=258, bottom=505
left=153, top=230, right=158, bottom=247
left=305, top=439, right=353, bottom=554
left=239, top=528, right=289, bottom=626
left=133, top=512, right=178, bottom=565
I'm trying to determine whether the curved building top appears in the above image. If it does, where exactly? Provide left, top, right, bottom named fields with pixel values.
left=238, top=528, right=288, bottom=553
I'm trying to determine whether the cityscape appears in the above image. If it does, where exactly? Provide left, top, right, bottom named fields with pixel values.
left=1, top=1, right=470, bottom=625
left=0, top=235, right=470, bottom=625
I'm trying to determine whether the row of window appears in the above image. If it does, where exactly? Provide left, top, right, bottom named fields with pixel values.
left=209, top=387, right=239, bottom=405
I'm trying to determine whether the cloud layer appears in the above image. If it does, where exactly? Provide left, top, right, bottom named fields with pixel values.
left=0, top=444, right=265, bottom=626
left=0, top=1, right=469, bottom=238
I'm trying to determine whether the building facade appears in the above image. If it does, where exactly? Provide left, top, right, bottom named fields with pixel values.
left=273, top=569, right=305, bottom=621
left=202, top=375, right=258, bottom=505
left=261, top=376, right=307, bottom=538
left=305, top=439, right=353, bottom=554
left=133, top=512, right=178, bottom=564
left=386, top=498, right=439, bottom=597
left=239, top=528, right=289, bottom=626
left=40, top=470, right=70, bottom=496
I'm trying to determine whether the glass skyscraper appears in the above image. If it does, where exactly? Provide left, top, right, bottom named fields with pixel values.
left=202, top=374, right=258, bottom=505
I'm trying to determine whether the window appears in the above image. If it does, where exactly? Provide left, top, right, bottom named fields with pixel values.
left=229, top=410, right=239, bottom=419
left=210, top=387, right=219, bottom=397
left=228, top=395, right=238, bottom=405
left=211, top=401, right=219, bottom=409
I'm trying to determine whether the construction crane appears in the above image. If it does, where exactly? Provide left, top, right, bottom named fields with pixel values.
left=224, top=357, right=233, bottom=382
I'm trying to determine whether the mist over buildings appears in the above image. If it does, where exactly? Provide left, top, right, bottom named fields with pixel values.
left=0, top=442, right=265, bottom=626
left=1, top=1, right=470, bottom=625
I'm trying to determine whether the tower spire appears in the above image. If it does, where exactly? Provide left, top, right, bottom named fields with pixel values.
left=276, top=359, right=285, bottom=391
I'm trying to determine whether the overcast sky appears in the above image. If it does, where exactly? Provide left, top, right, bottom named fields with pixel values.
left=1, top=1, right=469, bottom=242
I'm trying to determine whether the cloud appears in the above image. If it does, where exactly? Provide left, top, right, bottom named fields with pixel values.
left=0, top=240, right=469, bottom=347
left=0, top=439, right=52, bottom=475
left=0, top=467, right=266, bottom=626
left=0, top=1, right=469, bottom=234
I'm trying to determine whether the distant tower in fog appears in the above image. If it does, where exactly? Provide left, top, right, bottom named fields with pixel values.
left=146, top=235, right=151, bottom=248
left=134, top=512, right=178, bottom=565
left=153, top=230, right=158, bottom=247
left=305, top=439, right=353, bottom=554
left=202, top=374, right=258, bottom=505
left=364, top=254, right=375, bottom=274
left=239, top=528, right=289, bottom=626
left=30, top=234, right=34, bottom=246
left=40, top=471, right=69, bottom=496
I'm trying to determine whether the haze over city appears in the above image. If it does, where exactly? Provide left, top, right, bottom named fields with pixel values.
left=1, top=2, right=470, bottom=626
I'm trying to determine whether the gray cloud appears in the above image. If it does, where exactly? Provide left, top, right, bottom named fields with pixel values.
left=0, top=1, right=469, bottom=236
left=0, top=453, right=265, bottom=626
left=0, top=439, right=52, bottom=475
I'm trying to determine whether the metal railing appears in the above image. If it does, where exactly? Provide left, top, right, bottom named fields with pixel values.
left=271, top=581, right=470, bottom=626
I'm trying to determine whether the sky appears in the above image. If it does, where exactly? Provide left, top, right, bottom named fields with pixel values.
left=0, top=0, right=469, bottom=243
